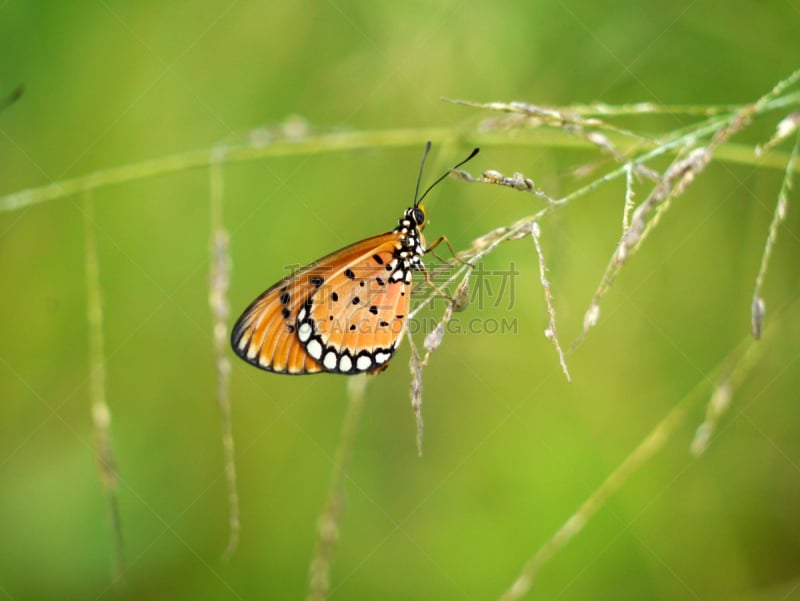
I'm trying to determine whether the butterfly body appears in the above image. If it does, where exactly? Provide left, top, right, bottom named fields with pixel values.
left=230, top=144, right=479, bottom=376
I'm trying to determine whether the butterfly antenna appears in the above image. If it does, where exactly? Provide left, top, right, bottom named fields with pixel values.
left=415, top=146, right=480, bottom=207
left=412, top=141, right=433, bottom=206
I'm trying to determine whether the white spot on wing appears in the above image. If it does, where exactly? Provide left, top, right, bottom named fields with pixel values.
left=307, top=339, right=322, bottom=360
left=323, top=351, right=337, bottom=370
left=298, top=322, right=312, bottom=342
left=356, top=355, right=372, bottom=370
left=375, top=351, right=390, bottom=364
left=339, top=355, right=352, bottom=372
left=298, top=308, right=307, bottom=322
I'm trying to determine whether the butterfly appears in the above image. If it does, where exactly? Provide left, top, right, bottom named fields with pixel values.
left=230, top=142, right=480, bottom=375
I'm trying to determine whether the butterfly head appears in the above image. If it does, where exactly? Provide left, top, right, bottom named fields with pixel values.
left=411, top=205, right=427, bottom=230
left=396, top=206, right=426, bottom=239
left=398, top=205, right=427, bottom=233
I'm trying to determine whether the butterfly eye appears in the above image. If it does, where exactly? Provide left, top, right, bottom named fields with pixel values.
left=412, top=206, right=426, bottom=228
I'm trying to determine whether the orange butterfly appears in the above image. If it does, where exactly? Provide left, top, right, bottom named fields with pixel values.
left=230, top=142, right=479, bottom=375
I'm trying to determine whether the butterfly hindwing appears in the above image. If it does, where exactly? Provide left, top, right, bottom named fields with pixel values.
left=299, top=244, right=410, bottom=374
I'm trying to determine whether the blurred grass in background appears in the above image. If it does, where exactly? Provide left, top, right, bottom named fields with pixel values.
left=1, top=2, right=800, bottom=600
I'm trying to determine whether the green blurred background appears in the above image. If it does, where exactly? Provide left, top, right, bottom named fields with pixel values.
left=2, top=2, right=800, bottom=600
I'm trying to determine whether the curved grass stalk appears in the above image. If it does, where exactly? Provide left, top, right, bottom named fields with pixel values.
left=497, top=319, right=779, bottom=601
left=1, top=106, right=797, bottom=215
left=306, top=375, right=370, bottom=601
left=208, top=151, right=240, bottom=560
left=751, top=132, right=800, bottom=339
left=83, top=192, right=125, bottom=584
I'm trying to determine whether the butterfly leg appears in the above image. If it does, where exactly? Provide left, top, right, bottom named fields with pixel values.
left=425, top=235, right=474, bottom=267
left=417, top=261, right=455, bottom=302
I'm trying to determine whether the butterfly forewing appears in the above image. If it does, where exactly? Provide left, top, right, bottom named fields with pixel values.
left=231, top=233, right=411, bottom=375
left=232, top=280, right=322, bottom=374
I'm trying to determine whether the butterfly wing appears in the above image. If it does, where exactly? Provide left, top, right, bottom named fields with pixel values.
left=231, top=233, right=412, bottom=375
